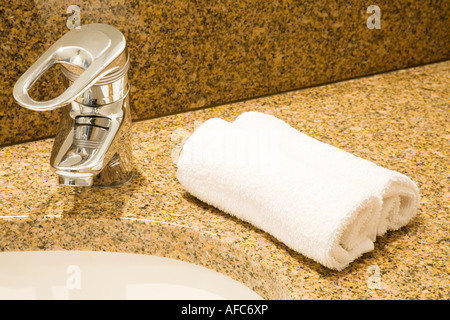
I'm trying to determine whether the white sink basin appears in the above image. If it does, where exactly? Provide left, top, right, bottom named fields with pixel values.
left=0, top=251, right=263, bottom=300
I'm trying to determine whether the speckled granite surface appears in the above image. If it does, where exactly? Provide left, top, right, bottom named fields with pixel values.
left=1, top=0, right=449, bottom=146
left=0, top=61, right=449, bottom=299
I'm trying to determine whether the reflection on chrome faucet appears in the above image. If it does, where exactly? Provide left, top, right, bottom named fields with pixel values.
left=13, top=24, right=133, bottom=187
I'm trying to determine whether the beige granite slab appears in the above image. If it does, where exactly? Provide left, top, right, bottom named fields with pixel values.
left=0, top=61, right=448, bottom=299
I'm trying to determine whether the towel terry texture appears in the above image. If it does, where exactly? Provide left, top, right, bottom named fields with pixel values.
left=176, top=111, right=420, bottom=270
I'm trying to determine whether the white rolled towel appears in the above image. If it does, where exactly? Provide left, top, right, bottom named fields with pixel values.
left=176, top=112, right=420, bottom=270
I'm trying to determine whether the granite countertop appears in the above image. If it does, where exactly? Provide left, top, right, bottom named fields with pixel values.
left=0, top=61, right=448, bottom=299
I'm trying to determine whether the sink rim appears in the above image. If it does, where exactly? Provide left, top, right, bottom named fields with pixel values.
left=0, top=249, right=265, bottom=300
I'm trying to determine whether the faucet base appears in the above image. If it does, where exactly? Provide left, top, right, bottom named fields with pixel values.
left=57, top=143, right=133, bottom=187
left=92, top=144, right=133, bottom=187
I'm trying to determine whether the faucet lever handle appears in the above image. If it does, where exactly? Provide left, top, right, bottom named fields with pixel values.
left=13, top=23, right=127, bottom=111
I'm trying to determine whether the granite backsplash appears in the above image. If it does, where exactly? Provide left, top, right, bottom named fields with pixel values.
left=1, top=0, right=449, bottom=146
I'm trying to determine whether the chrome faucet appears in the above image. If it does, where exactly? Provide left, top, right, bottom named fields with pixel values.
left=13, top=23, right=133, bottom=187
